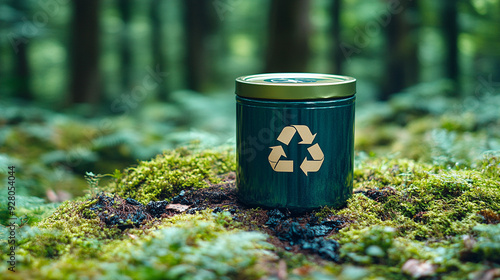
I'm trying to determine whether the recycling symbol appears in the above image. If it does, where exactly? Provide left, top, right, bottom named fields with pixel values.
left=268, top=125, right=324, bottom=176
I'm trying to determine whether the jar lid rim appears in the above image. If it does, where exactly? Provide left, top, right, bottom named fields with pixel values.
left=236, top=73, right=356, bottom=100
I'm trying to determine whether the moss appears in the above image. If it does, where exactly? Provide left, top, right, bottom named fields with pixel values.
left=37, top=198, right=123, bottom=241
left=5, top=211, right=270, bottom=279
left=14, top=198, right=125, bottom=265
left=1, top=147, right=238, bottom=277
left=6, top=146, right=499, bottom=279
left=341, top=226, right=397, bottom=265
left=106, top=146, right=236, bottom=204
left=476, top=151, right=500, bottom=181
left=337, top=226, right=488, bottom=279
left=98, top=216, right=269, bottom=279
left=309, top=154, right=498, bottom=278
left=461, top=224, right=500, bottom=264
left=319, top=155, right=500, bottom=244
left=16, top=230, right=68, bottom=259
left=355, top=124, right=400, bottom=152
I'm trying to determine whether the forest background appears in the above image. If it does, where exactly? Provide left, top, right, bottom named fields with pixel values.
left=0, top=0, right=499, bottom=207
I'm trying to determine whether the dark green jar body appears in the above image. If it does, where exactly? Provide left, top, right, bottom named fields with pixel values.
left=236, top=95, right=355, bottom=211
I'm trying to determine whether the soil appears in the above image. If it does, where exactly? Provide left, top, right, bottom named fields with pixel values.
left=477, top=209, right=500, bottom=224
left=89, top=195, right=152, bottom=230
left=354, top=187, right=396, bottom=203
left=87, top=172, right=375, bottom=262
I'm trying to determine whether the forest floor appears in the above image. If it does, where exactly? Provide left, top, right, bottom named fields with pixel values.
left=87, top=172, right=348, bottom=263
left=1, top=86, right=500, bottom=279
left=1, top=146, right=498, bottom=279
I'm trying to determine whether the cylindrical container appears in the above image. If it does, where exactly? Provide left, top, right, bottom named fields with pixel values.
left=236, top=73, right=356, bottom=211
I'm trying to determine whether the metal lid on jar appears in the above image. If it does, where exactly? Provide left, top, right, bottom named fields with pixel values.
left=235, top=73, right=356, bottom=100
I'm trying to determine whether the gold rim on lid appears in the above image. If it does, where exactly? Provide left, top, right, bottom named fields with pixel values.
left=235, top=73, right=356, bottom=100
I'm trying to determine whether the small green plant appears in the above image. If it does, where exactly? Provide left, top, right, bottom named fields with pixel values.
left=85, top=172, right=103, bottom=197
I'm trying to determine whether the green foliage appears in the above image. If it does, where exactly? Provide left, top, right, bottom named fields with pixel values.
left=355, top=80, right=500, bottom=168
left=461, top=224, right=500, bottom=264
left=0, top=194, right=58, bottom=226
left=107, top=146, right=236, bottom=204
left=18, top=229, right=69, bottom=259
left=341, top=226, right=397, bottom=265
left=0, top=99, right=237, bottom=200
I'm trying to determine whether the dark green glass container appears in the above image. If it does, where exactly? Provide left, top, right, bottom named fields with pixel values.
left=236, top=73, right=356, bottom=211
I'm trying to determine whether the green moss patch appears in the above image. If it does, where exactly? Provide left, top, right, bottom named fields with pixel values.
left=325, top=156, right=500, bottom=241
left=106, top=146, right=236, bottom=204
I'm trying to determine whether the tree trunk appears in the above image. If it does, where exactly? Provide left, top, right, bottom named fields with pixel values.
left=183, top=0, right=213, bottom=92
left=11, top=0, right=32, bottom=100
left=381, top=0, right=419, bottom=100
left=118, top=0, right=133, bottom=92
left=264, top=0, right=312, bottom=73
left=69, top=0, right=101, bottom=104
left=151, top=0, right=168, bottom=101
left=441, top=0, right=459, bottom=95
left=330, top=0, right=343, bottom=74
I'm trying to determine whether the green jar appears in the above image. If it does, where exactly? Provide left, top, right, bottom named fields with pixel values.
left=235, top=73, right=356, bottom=211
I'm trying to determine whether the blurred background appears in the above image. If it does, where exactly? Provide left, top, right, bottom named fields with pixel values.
left=0, top=0, right=499, bottom=201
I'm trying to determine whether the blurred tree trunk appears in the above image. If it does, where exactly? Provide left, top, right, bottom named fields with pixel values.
left=118, top=0, right=133, bottom=92
left=264, top=0, right=312, bottom=73
left=330, top=0, right=343, bottom=74
left=69, top=0, right=101, bottom=104
left=381, top=0, right=419, bottom=100
left=11, top=0, right=32, bottom=100
left=151, top=0, right=168, bottom=100
left=441, top=0, right=459, bottom=95
left=183, top=0, right=213, bottom=92
left=13, top=43, right=30, bottom=100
